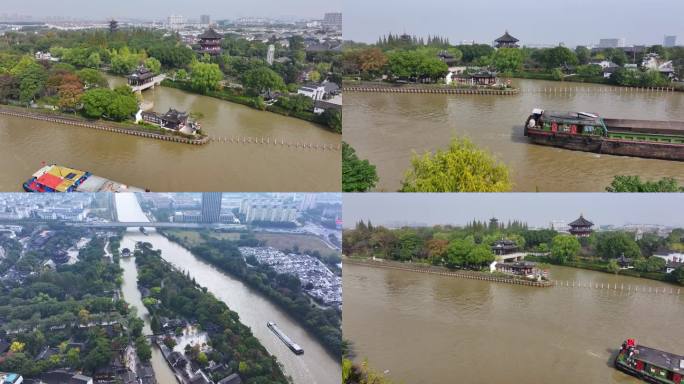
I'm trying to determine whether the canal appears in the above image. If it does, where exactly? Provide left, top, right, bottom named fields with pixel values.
left=115, top=193, right=340, bottom=384
left=343, top=262, right=684, bottom=384
left=344, top=79, right=684, bottom=191
left=0, top=76, right=340, bottom=192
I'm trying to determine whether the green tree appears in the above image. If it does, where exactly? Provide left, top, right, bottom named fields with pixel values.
left=467, top=244, right=495, bottom=267
left=241, top=66, right=285, bottom=95
left=81, top=88, right=112, bottom=118
left=634, top=256, right=666, bottom=273
left=85, top=52, right=101, bottom=69
left=321, top=109, right=341, bottom=133
left=400, top=137, right=511, bottom=192
left=107, top=86, right=139, bottom=121
left=77, top=68, right=108, bottom=88
left=17, top=63, right=48, bottom=104
left=607, top=259, right=620, bottom=274
left=595, top=232, right=641, bottom=259
left=490, top=48, right=523, bottom=74
left=575, top=46, right=591, bottom=65
left=189, top=61, right=223, bottom=93
left=66, top=347, right=80, bottom=368
left=342, top=142, right=379, bottom=192
left=446, top=237, right=475, bottom=267
left=144, top=57, right=162, bottom=75
left=135, top=337, right=151, bottom=362
left=550, top=235, right=581, bottom=264
left=540, top=46, right=578, bottom=69
left=606, top=175, right=683, bottom=192
left=672, top=267, right=684, bottom=285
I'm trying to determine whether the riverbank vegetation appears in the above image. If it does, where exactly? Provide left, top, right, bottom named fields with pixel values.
left=342, top=142, right=379, bottom=192
left=400, top=138, right=512, bottom=192
left=343, top=33, right=682, bottom=88
left=343, top=358, right=394, bottom=384
left=0, top=28, right=342, bottom=132
left=133, top=242, right=289, bottom=384
left=606, top=175, right=684, bottom=192
left=343, top=219, right=684, bottom=286
left=159, top=230, right=342, bottom=357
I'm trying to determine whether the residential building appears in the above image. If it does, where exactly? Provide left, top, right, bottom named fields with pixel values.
left=323, top=12, right=342, bottom=29
left=168, top=15, right=185, bottom=30
left=200, top=14, right=210, bottom=26
left=598, top=38, right=625, bottom=48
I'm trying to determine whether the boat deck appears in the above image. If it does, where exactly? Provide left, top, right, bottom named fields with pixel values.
left=634, top=345, right=684, bottom=372
left=605, top=118, right=684, bottom=136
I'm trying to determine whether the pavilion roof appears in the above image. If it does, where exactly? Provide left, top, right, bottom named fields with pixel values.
left=199, top=28, right=223, bottom=39
left=569, top=215, right=594, bottom=227
left=495, top=31, right=519, bottom=43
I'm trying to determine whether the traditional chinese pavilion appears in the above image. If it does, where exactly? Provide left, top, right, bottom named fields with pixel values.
left=494, top=30, right=519, bottom=48
left=127, top=66, right=154, bottom=86
left=491, top=239, right=518, bottom=256
left=142, top=108, right=190, bottom=131
left=198, top=28, right=223, bottom=55
left=569, top=214, right=594, bottom=237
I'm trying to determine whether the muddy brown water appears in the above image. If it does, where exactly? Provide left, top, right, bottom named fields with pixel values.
left=343, top=262, right=684, bottom=384
left=343, top=79, right=684, bottom=191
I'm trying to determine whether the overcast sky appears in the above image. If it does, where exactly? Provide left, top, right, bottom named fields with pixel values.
left=1, top=0, right=338, bottom=20
left=343, top=194, right=684, bottom=228
left=344, top=0, right=684, bottom=47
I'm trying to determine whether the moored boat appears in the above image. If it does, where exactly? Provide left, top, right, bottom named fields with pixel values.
left=614, top=338, right=683, bottom=384
left=524, top=109, right=684, bottom=161
left=23, top=164, right=145, bottom=193
left=267, top=321, right=304, bottom=355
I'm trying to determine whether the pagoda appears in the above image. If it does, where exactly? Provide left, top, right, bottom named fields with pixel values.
left=568, top=214, right=594, bottom=237
left=197, top=28, right=223, bottom=55
left=494, top=30, right=519, bottom=48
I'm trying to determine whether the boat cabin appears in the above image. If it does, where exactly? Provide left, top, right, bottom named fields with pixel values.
left=527, top=109, right=608, bottom=137
left=616, top=339, right=683, bottom=384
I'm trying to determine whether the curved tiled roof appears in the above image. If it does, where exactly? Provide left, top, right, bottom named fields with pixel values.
left=569, top=215, right=593, bottom=227
left=199, top=28, right=223, bottom=39
left=495, top=31, right=519, bottom=43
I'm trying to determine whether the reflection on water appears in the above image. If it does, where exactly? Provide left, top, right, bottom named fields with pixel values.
left=343, top=263, right=684, bottom=384
left=0, top=76, right=340, bottom=192
left=115, top=194, right=340, bottom=384
left=344, top=79, right=684, bottom=191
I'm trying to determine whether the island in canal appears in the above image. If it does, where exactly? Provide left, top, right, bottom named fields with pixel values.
left=0, top=193, right=296, bottom=384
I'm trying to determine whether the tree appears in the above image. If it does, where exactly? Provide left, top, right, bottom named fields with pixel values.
left=85, top=52, right=101, bottom=69
left=135, top=337, right=151, bottom=362
left=356, top=48, right=388, bottom=78
left=400, top=137, right=511, bottom=192
left=467, top=244, right=495, bottom=267
left=81, top=88, right=112, bottom=118
left=107, top=86, right=139, bottom=121
left=672, top=266, right=684, bottom=286
left=321, top=109, right=341, bottom=133
left=196, top=351, right=208, bottom=366
left=241, top=66, right=285, bottom=95
left=17, top=63, right=48, bottom=104
left=446, top=237, right=475, bottom=268
left=189, top=61, right=223, bottom=93
left=490, top=48, right=523, bottom=74
left=606, top=175, right=683, bottom=192
left=550, top=235, right=580, bottom=264
left=634, top=257, right=666, bottom=273
left=342, top=142, right=379, bottom=192
left=9, top=341, right=25, bottom=353
left=595, top=232, right=641, bottom=260
left=607, top=259, right=620, bottom=274
left=144, top=57, right=162, bottom=75
left=539, top=46, right=578, bottom=69
left=575, top=46, right=591, bottom=65
left=77, top=68, right=108, bottom=88
left=280, top=94, right=313, bottom=113
left=66, top=347, right=80, bottom=368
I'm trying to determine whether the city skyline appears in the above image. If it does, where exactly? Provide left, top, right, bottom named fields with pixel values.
left=0, top=0, right=340, bottom=21
left=343, top=0, right=684, bottom=47
left=343, top=193, right=684, bottom=228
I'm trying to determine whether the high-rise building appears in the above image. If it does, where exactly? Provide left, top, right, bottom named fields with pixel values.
left=201, top=192, right=222, bottom=223
left=299, top=193, right=317, bottom=210
left=664, top=35, right=677, bottom=48
left=200, top=14, right=210, bottom=25
left=598, top=38, right=625, bottom=48
left=266, top=44, right=275, bottom=65
left=323, top=12, right=342, bottom=28
left=168, top=15, right=185, bottom=30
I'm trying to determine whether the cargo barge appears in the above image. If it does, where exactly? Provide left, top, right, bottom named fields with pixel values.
left=524, top=109, right=684, bottom=161
left=267, top=321, right=304, bottom=355
left=23, top=164, right=145, bottom=192
left=614, top=339, right=683, bottom=384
